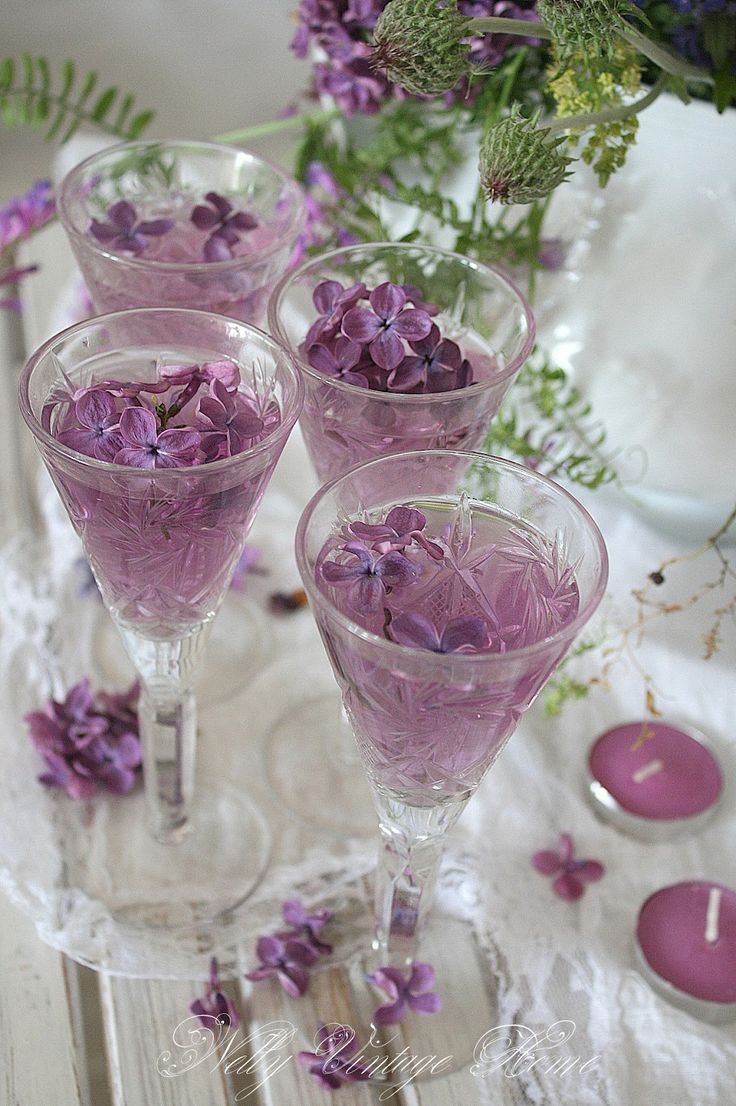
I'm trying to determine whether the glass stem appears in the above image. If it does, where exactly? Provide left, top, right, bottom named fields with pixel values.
left=139, top=682, right=197, bottom=844
left=117, top=624, right=208, bottom=844
left=371, top=794, right=467, bottom=966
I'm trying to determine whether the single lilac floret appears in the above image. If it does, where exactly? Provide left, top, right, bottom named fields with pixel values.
left=57, top=389, right=124, bottom=461
left=244, top=935, right=319, bottom=998
left=190, top=957, right=241, bottom=1029
left=306, top=336, right=369, bottom=388
left=304, top=279, right=367, bottom=348
left=298, top=1024, right=373, bottom=1089
left=532, top=833, right=605, bottom=901
left=390, top=323, right=468, bottom=393
left=390, top=612, right=490, bottom=654
left=367, top=962, right=442, bottom=1025
left=277, top=898, right=334, bottom=956
left=191, top=191, right=258, bottom=262
left=349, top=505, right=444, bottom=560
left=342, top=281, right=432, bottom=372
left=115, top=407, right=201, bottom=469
left=320, top=542, right=418, bottom=614
left=196, top=378, right=265, bottom=456
left=89, top=200, right=173, bottom=255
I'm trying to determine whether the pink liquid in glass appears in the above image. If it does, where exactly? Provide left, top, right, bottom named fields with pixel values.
left=315, top=497, right=581, bottom=804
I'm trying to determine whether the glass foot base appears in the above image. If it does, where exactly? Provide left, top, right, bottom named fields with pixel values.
left=54, top=781, right=271, bottom=933
left=262, top=695, right=377, bottom=837
left=91, top=593, right=274, bottom=706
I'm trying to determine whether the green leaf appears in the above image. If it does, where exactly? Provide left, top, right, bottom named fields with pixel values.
left=126, top=109, right=154, bottom=138
left=91, top=86, right=117, bottom=122
left=77, top=69, right=97, bottom=106
left=60, top=59, right=75, bottom=98
left=114, top=92, right=134, bottom=130
left=713, top=68, right=736, bottom=113
left=0, top=58, right=14, bottom=92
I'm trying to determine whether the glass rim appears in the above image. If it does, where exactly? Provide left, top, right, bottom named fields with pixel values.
left=267, top=240, right=537, bottom=405
left=18, top=306, right=305, bottom=479
left=57, top=138, right=307, bottom=273
left=296, top=447, right=609, bottom=665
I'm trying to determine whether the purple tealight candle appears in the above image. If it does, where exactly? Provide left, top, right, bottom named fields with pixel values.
left=636, top=881, right=736, bottom=1023
left=586, top=721, right=723, bottom=840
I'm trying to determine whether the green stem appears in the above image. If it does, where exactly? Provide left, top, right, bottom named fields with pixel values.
left=213, top=106, right=340, bottom=145
left=621, top=26, right=714, bottom=85
left=470, top=17, right=552, bottom=41
left=548, top=74, right=667, bottom=134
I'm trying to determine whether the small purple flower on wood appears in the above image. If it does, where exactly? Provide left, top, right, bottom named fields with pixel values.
left=532, top=833, right=605, bottom=901
left=320, top=542, right=418, bottom=614
left=298, top=1024, right=373, bottom=1090
left=88, top=200, right=173, bottom=255
left=244, top=935, right=319, bottom=998
left=190, top=957, right=241, bottom=1029
left=277, top=899, right=334, bottom=956
left=341, top=281, right=432, bottom=372
left=366, top=962, right=442, bottom=1025
left=191, top=191, right=258, bottom=262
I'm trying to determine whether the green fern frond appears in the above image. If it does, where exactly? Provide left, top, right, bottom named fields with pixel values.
left=0, top=55, right=155, bottom=143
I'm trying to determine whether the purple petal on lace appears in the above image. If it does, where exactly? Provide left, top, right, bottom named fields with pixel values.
left=531, top=849, right=562, bottom=875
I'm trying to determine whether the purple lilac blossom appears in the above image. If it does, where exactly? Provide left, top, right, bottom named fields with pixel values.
left=190, top=191, right=258, bottom=262
left=532, top=833, right=605, bottom=901
left=341, top=282, right=432, bottom=371
left=244, top=935, right=319, bottom=997
left=88, top=200, right=173, bottom=255
left=320, top=541, right=418, bottom=614
left=24, top=678, right=141, bottom=799
left=390, top=324, right=469, bottom=393
left=277, top=899, right=334, bottom=955
left=0, top=179, right=56, bottom=251
left=349, top=505, right=445, bottom=560
left=367, top=962, right=442, bottom=1025
left=390, top=612, right=491, bottom=653
left=190, top=958, right=241, bottom=1029
left=298, top=1024, right=374, bottom=1090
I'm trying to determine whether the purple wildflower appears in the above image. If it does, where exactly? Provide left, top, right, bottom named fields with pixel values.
left=24, top=678, right=141, bottom=799
left=244, top=935, right=319, bottom=998
left=320, top=542, right=418, bottom=614
left=367, top=962, right=442, bottom=1025
left=190, top=192, right=257, bottom=262
left=0, top=264, right=39, bottom=311
left=298, top=1024, right=373, bottom=1090
left=115, top=407, right=201, bottom=469
left=342, top=282, right=432, bottom=372
left=190, top=958, right=241, bottom=1029
left=56, top=389, right=124, bottom=461
left=196, top=378, right=265, bottom=456
left=532, top=833, right=605, bottom=901
left=349, top=505, right=444, bottom=560
left=390, top=612, right=491, bottom=654
left=0, top=179, right=56, bottom=251
left=277, top=899, right=334, bottom=956
left=88, top=200, right=173, bottom=255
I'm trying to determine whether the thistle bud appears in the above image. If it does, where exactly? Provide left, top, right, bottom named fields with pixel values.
left=536, top=0, right=640, bottom=64
left=372, top=0, right=472, bottom=96
left=479, top=107, right=574, bottom=205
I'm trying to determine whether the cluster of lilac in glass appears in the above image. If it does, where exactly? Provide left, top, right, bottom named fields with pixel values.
left=24, top=679, right=141, bottom=799
left=321, top=504, right=493, bottom=651
left=87, top=190, right=258, bottom=260
left=48, top=358, right=279, bottom=469
left=290, top=1, right=542, bottom=115
left=532, top=833, right=605, bottom=901
left=303, top=278, right=476, bottom=394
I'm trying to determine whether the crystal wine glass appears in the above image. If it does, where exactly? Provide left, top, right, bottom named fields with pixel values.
left=18, top=307, right=303, bottom=930
left=57, top=139, right=307, bottom=698
left=295, top=448, right=608, bottom=1055
left=264, top=242, right=536, bottom=833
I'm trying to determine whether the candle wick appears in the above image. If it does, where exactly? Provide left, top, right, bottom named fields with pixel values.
left=632, top=759, right=665, bottom=784
left=705, top=887, right=722, bottom=944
